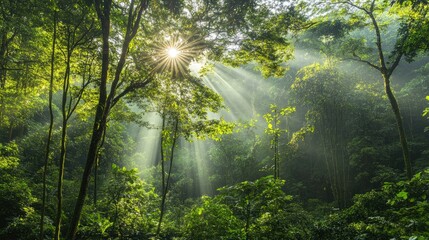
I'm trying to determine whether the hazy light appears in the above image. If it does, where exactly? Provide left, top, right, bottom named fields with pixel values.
left=132, top=63, right=294, bottom=197
left=186, top=140, right=213, bottom=195
left=167, top=47, right=180, bottom=58
left=203, top=65, right=255, bottom=121
left=189, top=60, right=204, bottom=75
left=133, top=112, right=162, bottom=169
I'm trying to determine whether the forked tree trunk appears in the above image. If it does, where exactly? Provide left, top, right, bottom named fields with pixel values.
left=343, top=1, right=413, bottom=180
left=369, top=8, right=413, bottom=180
left=66, top=0, right=110, bottom=234
left=156, top=116, right=179, bottom=236
left=55, top=50, right=72, bottom=240
left=66, top=1, right=146, bottom=238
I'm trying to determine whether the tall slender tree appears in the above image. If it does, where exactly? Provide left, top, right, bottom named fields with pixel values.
left=53, top=2, right=96, bottom=238
left=39, top=7, right=57, bottom=240
left=66, top=1, right=149, bottom=238
left=325, top=0, right=429, bottom=179
left=65, top=0, right=308, bottom=237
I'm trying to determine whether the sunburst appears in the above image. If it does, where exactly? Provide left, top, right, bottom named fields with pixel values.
left=166, top=47, right=180, bottom=58
left=151, top=34, right=205, bottom=77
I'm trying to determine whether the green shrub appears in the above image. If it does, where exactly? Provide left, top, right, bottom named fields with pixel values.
left=313, top=169, right=429, bottom=239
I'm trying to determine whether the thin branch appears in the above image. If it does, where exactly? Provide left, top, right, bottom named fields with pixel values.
left=70, top=16, right=84, bottom=49
left=334, top=0, right=370, bottom=14
left=106, top=0, right=147, bottom=109
left=66, top=78, right=91, bottom=121
left=73, top=20, right=96, bottom=49
left=370, top=0, right=376, bottom=12
left=387, top=18, right=414, bottom=77
left=368, top=11, right=387, bottom=71
left=94, top=0, right=104, bottom=21
left=348, top=52, right=381, bottom=71
left=111, top=78, right=151, bottom=107
left=387, top=52, right=403, bottom=78
left=130, top=1, right=146, bottom=37
left=126, top=0, right=136, bottom=39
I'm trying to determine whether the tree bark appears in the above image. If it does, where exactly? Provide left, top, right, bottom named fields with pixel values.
left=55, top=43, right=72, bottom=239
left=55, top=21, right=92, bottom=237
left=369, top=9, right=413, bottom=180
left=39, top=10, right=56, bottom=240
left=383, top=74, right=412, bottom=179
left=66, top=1, right=110, bottom=238
left=66, top=1, right=147, bottom=238
left=346, top=2, right=413, bottom=180
left=156, top=116, right=179, bottom=236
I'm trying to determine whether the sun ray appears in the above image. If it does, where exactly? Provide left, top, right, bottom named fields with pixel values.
left=149, top=33, right=206, bottom=77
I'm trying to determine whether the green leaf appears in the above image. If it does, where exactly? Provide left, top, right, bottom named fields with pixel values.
left=396, top=191, right=408, bottom=200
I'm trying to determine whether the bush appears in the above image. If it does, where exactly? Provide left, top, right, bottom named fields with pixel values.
left=182, top=196, right=242, bottom=240
left=183, top=176, right=312, bottom=239
left=0, top=142, right=45, bottom=239
left=312, top=169, right=429, bottom=239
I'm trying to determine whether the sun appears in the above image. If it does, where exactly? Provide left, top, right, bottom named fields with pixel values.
left=167, top=47, right=180, bottom=58
left=151, top=34, right=204, bottom=77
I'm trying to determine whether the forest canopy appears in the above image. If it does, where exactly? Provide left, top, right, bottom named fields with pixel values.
left=0, top=0, right=428, bottom=239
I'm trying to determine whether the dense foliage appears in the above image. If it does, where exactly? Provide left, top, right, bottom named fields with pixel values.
left=0, top=0, right=428, bottom=239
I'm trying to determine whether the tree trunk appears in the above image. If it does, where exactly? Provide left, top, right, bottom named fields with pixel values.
left=55, top=46, right=72, bottom=239
left=39, top=10, right=56, bottom=240
left=68, top=0, right=112, bottom=238
left=94, top=128, right=106, bottom=206
left=66, top=1, right=146, bottom=238
left=55, top=120, right=67, bottom=240
left=0, top=33, right=8, bottom=88
left=156, top=116, right=179, bottom=236
left=341, top=0, right=413, bottom=181
left=66, top=1, right=111, bottom=239
left=273, top=108, right=279, bottom=179
left=383, top=74, right=412, bottom=179
left=160, top=116, right=166, bottom=196
left=66, top=114, right=107, bottom=240
left=369, top=8, right=413, bottom=180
